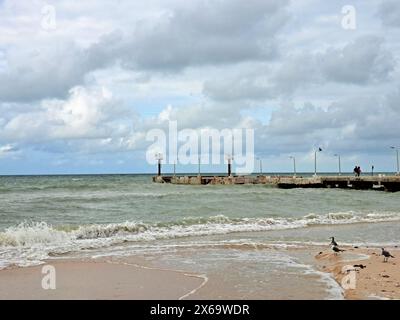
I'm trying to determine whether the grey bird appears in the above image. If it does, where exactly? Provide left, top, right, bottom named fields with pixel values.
left=381, top=248, right=395, bottom=262
left=329, top=237, right=338, bottom=246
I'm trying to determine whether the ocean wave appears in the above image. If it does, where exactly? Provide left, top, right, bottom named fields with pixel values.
left=0, top=222, right=70, bottom=246
left=1, top=211, right=400, bottom=247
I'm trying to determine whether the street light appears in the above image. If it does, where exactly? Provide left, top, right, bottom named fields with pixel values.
left=226, top=154, right=233, bottom=177
left=256, top=157, right=263, bottom=175
left=334, top=154, right=341, bottom=176
left=289, top=156, right=296, bottom=177
left=155, top=152, right=163, bottom=176
left=390, top=146, right=399, bottom=175
left=314, top=148, right=322, bottom=176
left=198, top=155, right=201, bottom=177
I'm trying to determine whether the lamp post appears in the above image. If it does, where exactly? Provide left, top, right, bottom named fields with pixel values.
left=226, top=154, right=233, bottom=177
left=198, top=155, right=201, bottom=177
left=314, top=148, right=322, bottom=176
left=289, top=156, right=296, bottom=177
left=256, top=157, right=263, bottom=175
left=334, top=154, right=341, bottom=176
left=155, top=153, right=163, bottom=176
left=390, top=146, right=399, bottom=175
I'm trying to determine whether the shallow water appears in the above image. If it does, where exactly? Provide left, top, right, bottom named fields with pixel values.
left=0, top=174, right=399, bottom=298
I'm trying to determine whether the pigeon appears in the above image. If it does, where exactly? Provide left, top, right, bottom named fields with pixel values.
left=381, top=248, right=395, bottom=262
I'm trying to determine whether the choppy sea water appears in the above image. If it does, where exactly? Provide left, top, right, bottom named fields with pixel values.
left=1, top=174, right=399, bottom=299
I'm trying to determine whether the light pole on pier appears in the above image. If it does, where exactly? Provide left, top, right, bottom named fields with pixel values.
left=289, top=156, right=296, bottom=177
left=226, top=154, right=233, bottom=177
left=198, top=155, right=201, bottom=177
left=314, top=148, right=322, bottom=176
left=174, top=155, right=178, bottom=177
left=334, top=154, right=341, bottom=176
left=256, top=158, right=263, bottom=175
left=155, top=153, right=163, bottom=176
left=390, top=146, right=399, bottom=175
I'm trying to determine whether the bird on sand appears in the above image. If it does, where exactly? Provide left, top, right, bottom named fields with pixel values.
left=332, top=245, right=345, bottom=255
left=329, top=237, right=338, bottom=246
left=381, top=248, right=395, bottom=262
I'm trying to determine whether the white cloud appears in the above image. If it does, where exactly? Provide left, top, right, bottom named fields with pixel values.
left=378, top=0, right=400, bottom=27
left=1, top=86, right=134, bottom=143
left=0, top=144, right=18, bottom=158
left=0, top=0, right=399, bottom=172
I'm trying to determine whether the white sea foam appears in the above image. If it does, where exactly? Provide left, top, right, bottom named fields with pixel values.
left=1, top=211, right=400, bottom=247
left=1, top=211, right=400, bottom=268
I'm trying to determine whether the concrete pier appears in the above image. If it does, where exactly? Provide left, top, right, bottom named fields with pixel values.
left=152, top=175, right=400, bottom=192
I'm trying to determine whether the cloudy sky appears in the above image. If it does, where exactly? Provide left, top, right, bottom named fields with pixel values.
left=0, top=0, right=399, bottom=174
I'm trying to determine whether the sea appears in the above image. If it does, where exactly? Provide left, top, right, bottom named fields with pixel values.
left=1, top=174, right=399, bottom=299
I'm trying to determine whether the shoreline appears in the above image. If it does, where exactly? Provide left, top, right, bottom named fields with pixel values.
left=0, top=258, right=205, bottom=300
left=315, top=247, right=400, bottom=299
left=1, top=246, right=400, bottom=300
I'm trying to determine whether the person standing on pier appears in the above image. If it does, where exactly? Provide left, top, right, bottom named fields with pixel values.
left=353, top=166, right=361, bottom=177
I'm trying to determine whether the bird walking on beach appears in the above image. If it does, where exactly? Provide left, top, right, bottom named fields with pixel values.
left=329, top=237, right=338, bottom=246
left=332, top=245, right=345, bottom=255
left=381, top=248, right=395, bottom=262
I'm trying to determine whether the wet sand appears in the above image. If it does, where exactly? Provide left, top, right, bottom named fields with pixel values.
left=315, top=247, right=400, bottom=299
left=0, top=253, right=333, bottom=300
left=0, top=258, right=205, bottom=300
left=1, top=247, right=400, bottom=300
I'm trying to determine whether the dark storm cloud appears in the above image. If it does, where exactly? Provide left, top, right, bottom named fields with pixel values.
left=203, top=36, right=396, bottom=102
left=255, top=90, right=400, bottom=155
left=0, top=0, right=289, bottom=103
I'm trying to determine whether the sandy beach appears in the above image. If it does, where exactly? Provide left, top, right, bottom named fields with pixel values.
left=0, top=258, right=205, bottom=300
left=1, top=246, right=399, bottom=300
left=315, top=247, right=400, bottom=300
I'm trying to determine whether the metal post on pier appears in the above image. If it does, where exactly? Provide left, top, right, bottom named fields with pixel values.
left=256, top=157, right=263, bottom=176
left=155, top=153, right=163, bottom=176
left=314, top=148, right=322, bottom=176
left=398, top=149, right=399, bottom=176
left=198, top=156, right=201, bottom=177
left=334, top=154, right=341, bottom=176
left=314, top=152, right=317, bottom=176
left=226, top=154, right=233, bottom=177
left=290, top=156, right=296, bottom=177
left=391, top=147, right=399, bottom=175
left=174, top=155, right=178, bottom=177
